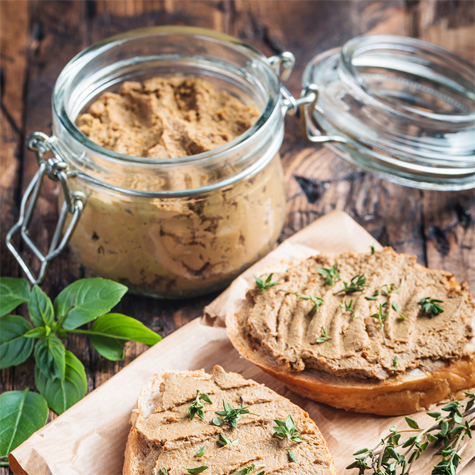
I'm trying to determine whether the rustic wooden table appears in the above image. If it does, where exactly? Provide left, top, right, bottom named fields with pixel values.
left=1, top=1, right=474, bottom=473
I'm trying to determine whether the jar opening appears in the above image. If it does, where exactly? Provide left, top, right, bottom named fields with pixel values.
left=53, top=27, right=281, bottom=166
left=51, top=26, right=284, bottom=195
left=340, top=35, right=475, bottom=123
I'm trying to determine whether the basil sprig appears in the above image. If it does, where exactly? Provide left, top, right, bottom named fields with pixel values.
left=0, top=276, right=161, bottom=461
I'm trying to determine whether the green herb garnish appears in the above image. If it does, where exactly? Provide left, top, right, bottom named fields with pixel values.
left=392, top=356, right=398, bottom=370
left=254, top=274, right=278, bottom=293
left=288, top=449, right=297, bottom=462
left=187, top=396, right=205, bottom=421
left=197, top=389, right=213, bottom=404
left=234, top=464, right=264, bottom=475
left=195, top=446, right=205, bottom=457
left=392, top=302, right=406, bottom=320
left=420, top=297, right=444, bottom=318
left=213, top=401, right=258, bottom=429
left=186, top=466, right=208, bottom=474
left=336, top=274, right=369, bottom=295
left=316, top=326, right=330, bottom=344
left=161, top=469, right=168, bottom=475
left=382, top=283, right=401, bottom=296
left=187, top=389, right=212, bottom=421
left=370, top=303, right=389, bottom=342
left=218, top=432, right=239, bottom=446
left=273, top=414, right=303, bottom=443
left=347, top=394, right=475, bottom=475
left=340, top=299, right=355, bottom=313
left=316, top=264, right=341, bottom=287
left=278, top=289, right=324, bottom=314
left=370, top=245, right=375, bottom=255
left=365, top=290, right=380, bottom=301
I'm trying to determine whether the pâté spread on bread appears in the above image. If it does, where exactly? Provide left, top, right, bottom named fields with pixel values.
left=67, top=76, right=286, bottom=298
left=227, top=247, right=475, bottom=415
left=124, top=366, right=336, bottom=475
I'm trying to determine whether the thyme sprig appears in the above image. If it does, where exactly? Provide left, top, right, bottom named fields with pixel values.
left=212, top=401, right=258, bottom=429
left=381, top=283, right=401, bottom=297
left=186, top=389, right=212, bottom=421
left=317, top=264, right=341, bottom=287
left=420, top=297, right=444, bottom=318
left=278, top=289, right=324, bottom=314
left=346, top=393, right=475, bottom=475
left=341, top=300, right=360, bottom=320
left=370, top=303, right=389, bottom=343
left=335, top=274, right=369, bottom=295
left=254, top=274, right=278, bottom=293
left=341, top=299, right=355, bottom=313
left=273, top=414, right=303, bottom=443
left=391, top=302, right=406, bottom=320
left=234, top=464, right=265, bottom=475
left=316, top=326, right=330, bottom=344
left=218, top=432, right=239, bottom=446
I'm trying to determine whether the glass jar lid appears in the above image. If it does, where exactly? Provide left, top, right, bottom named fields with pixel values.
left=302, top=35, right=475, bottom=190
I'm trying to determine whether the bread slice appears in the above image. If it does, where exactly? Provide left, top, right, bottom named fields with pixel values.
left=123, top=366, right=336, bottom=475
left=226, top=248, right=475, bottom=416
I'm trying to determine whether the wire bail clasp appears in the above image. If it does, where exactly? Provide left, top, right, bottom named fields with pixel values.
left=6, top=132, right=86, bottom=285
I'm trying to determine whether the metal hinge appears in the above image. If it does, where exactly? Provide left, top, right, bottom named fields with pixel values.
left=6, top=132, right=87, bottom=285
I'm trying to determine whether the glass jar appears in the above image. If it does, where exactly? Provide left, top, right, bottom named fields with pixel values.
left=301, top=35, right=475, bottom=190
left=8, top=30, right=475, bottom=297
left=7, top=27, right=291, bottom=298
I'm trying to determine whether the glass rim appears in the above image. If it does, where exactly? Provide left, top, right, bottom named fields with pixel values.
left=52, top=26, right=281, bottom=167
left=339, top=35, right=475, bottom=123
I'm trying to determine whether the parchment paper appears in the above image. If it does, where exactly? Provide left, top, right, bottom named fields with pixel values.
left=10, top=210, right=475, bottom=475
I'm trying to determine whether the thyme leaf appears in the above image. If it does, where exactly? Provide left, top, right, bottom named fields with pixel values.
left=335, top=274, right=369, bottom=295
left=420, top=297, right=444, bottom=318
left=278, top=289, right=324, bottom=314
left=254, top=274, right=278, bottom=293
left=273, top=414, right=303, bottom=443
left=233, top=464, right=264, bottom=475
left=186, top=389, right=212, bottom=421
left=316, top=326, right=330, bottom=344
left=213, top=401, right=258, bottom=429
left=217, top=433, right=239, bottom=446
left=370, top=303, right=389, bottom=343
left=186, top=466, right=208, bottom=474
left=391, top=356, right=398, bottom=370
left=316, top=264, right=341, bottom=287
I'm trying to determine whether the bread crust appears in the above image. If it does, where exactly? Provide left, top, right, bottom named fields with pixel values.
left=226, top=300, right=475, bottom=416
left=123, top=368, right=336, bottom=474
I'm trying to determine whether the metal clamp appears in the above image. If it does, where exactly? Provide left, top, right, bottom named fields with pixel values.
left=297, top=85, right=348, bottom=144
left=268, top=53, right=347, bottom=144
left=6, top=132, right=86, bottom=285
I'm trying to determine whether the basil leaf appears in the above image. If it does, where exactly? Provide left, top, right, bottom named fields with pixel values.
left=24, top=326, right=51, bottom=339
left=0, top=277, right=30, bottom=317
left=85, top=313, right=161, bottom=361
left=35, top=350, right=87, bottom=414
left=0, top=389, right=48, bottom=459
left=34, top=336, right=66, bottom=381
left=54, top=279, right=127, bottom=330
left=28, top=285, right=54, bottom=327
left=0, top=315, right=34, bottom=369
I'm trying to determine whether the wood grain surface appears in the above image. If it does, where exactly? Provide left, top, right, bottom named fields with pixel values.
left=0, top=1, right=474, bottom=473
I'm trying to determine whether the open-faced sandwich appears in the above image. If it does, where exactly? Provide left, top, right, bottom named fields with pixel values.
left=226, top=247, right=475, bottom=415
left=123, top=366, right=336, bottom=474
